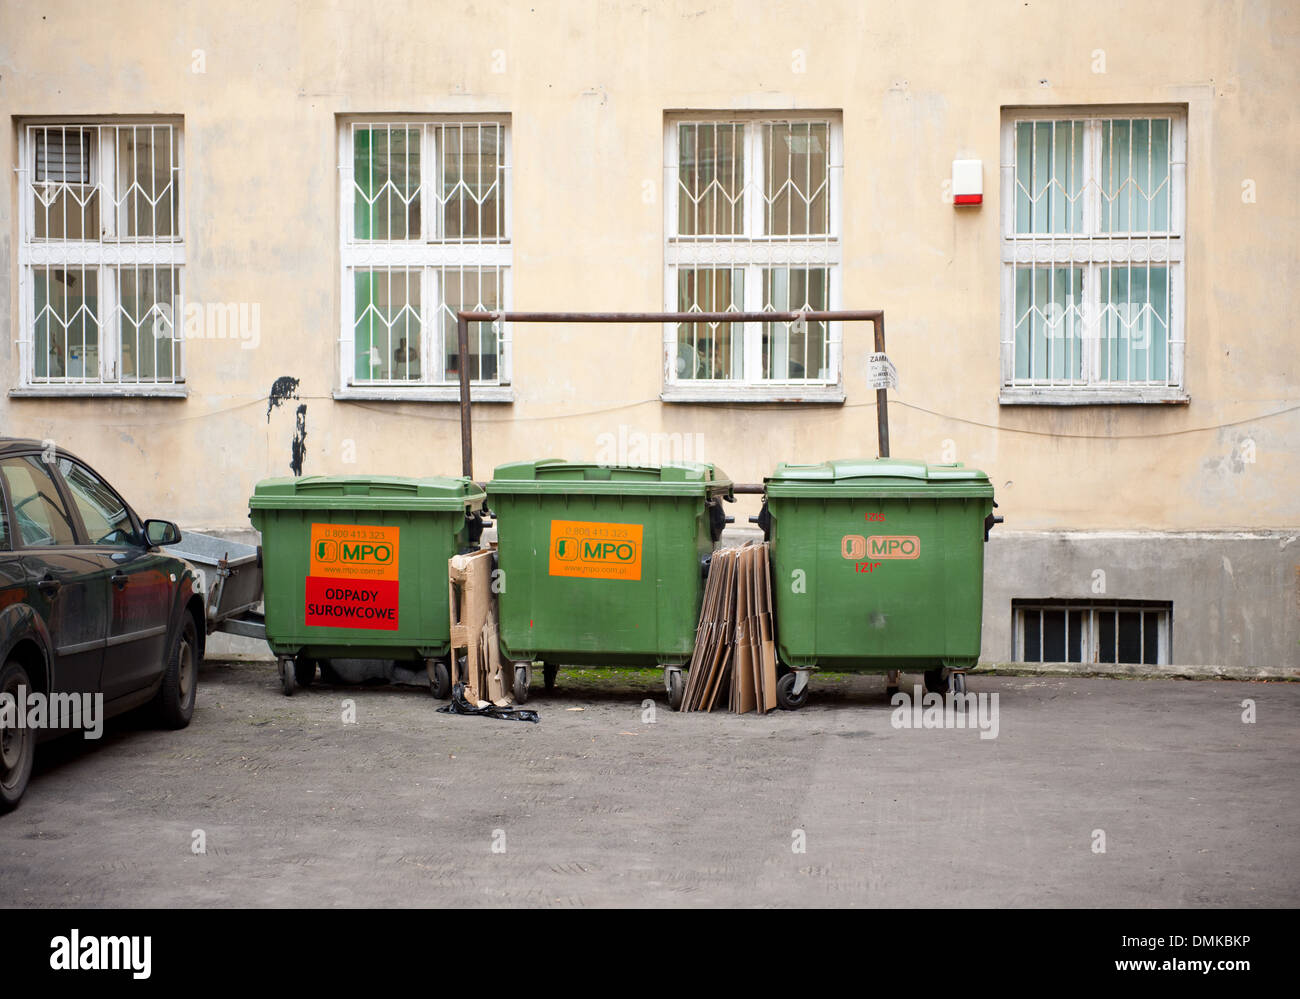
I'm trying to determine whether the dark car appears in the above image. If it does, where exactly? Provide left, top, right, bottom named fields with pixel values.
left=0, top=438, right=204, bottom=812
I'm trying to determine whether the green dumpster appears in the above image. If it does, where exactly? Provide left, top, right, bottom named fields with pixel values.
left=763, top=458, right=997, bottom=709
left=249, top=474, right=485, bottom=696
left=487, top=459, right=733, bottom=702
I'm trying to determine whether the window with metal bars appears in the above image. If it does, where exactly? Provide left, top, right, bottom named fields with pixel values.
left=17, top=121, right=185, bottom=389
left=1013, top=600, right=1172, bottom=665
left=1000, top=108, right=1186, bottom=402
left=340, top=119, right=511, bottom=388
left=665, top=116, right=842, bottom=392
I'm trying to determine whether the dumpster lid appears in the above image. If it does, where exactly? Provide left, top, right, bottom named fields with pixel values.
left=487, top=459, right=733, bottom=498
left=249, top=475, right=485, bottom=512
left=766, top=459, right=992, bottom=496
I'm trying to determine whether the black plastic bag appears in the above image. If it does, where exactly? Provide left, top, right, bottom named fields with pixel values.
left=437, top=682, right=539, bottom=724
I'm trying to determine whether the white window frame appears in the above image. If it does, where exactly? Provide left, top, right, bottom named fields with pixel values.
left=336, top=116, right=513, bottom=402
left=1013, top=601, right=1172, bottom=665
left=662, top=113, right=844, bottom=403
left=13, top=118, right=187, bottom=398
left=999, top=106, right=1187, bottom=405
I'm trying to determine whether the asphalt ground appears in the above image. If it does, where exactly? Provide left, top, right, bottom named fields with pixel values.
left=1, top=661, right=1295, bottom=907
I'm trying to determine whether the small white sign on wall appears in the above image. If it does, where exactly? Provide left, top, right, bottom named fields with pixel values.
left=868, top=352, right=898, bottom=390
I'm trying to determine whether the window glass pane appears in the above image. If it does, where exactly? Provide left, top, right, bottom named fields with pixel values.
left=1143, top=611, right=1160, bottom=664
left=440, top=123, right=503, bottom=241
left=34, top=265, right=99, bottom=380
left=1100, top=265, right=1168, bottom=383
left=1068, top=610, right=1085, bottom=662
left=763, top=122, right=829, bottom=236
left=114, top=125, right=178, bottom=238
left=441, top=267, right=502, bottom=383
left=1042, top=610, right=1066, bottom=661
left=1098, top=610, right=1117, bottom=663
left=1013, top=266, right=1030, bottom=379
left=353, top=125, right=421, bottom=240
left=762, top=267, right=829, bottom=380
left=1023, top=611, right=1042, bottom=662
left=1016, top=266, right=1082, bottom=382
left=58, top=459, right=136, bottom=546
left=1014, top=123, right=1033, bottom=234
left=1018, top=120, right=1084, bottom=235
left=32, top=126, right=100, bottom=241
left=0, top=457, right=77, bottom=547
left=1101, top=118, right=1172, bottom=234
left=677, top=123, right=744, bottom=237
left=1149, top=119, right=1171, bottom=231
left=1117, top=611, right=1143, bottom=663
left=118, top=266, right=179, bottom=382
left=354, top=269, right=421, bottom=382
left=676, top=268, right=743, bottom=380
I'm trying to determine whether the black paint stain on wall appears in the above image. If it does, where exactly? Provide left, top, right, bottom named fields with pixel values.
left=267, top=376, right=300, bottom=422
left=290, top=404, right=308, bottom=477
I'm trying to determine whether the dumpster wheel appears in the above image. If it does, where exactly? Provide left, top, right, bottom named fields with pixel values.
left=776, top=671, right=809, bottom=711
left=667, top=668, right=685, bottom=711
left=925, top=668, right=967, bottom=695
left=513, top=664, right=530, bottom=704
left=426, top=658, right=451, bottom=700
left=543, top=662, right=558, bottom=692
left=294, top=656, right=318, bottom=688
left=278, top=657, right=297, bottom=697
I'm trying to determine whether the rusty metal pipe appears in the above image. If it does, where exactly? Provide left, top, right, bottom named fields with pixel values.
left=453, top=309, right=891, bottom=484
left=456, top=310, right=882, bottom=323
left=457, top=314, right=473, bottom=479
left=873, top=312, right=889, bottom=458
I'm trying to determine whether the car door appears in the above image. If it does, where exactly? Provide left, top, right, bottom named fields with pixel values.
left=54, top=457, right=172, bottom=702
left=0, top=486, right=29, bottom=636
left=0, top=455, right=109, bottom=697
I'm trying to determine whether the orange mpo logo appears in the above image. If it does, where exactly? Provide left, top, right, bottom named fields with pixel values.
left=841, top=534, right=920, bottom=560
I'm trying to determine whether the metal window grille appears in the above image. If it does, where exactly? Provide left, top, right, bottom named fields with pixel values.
left=666, top=117, right=842, bottom=385
left=1013, top=600, right=1172, bottom=665
left=1001, top=110, right=1185, bottom=393
left=19, top=122, right=185, bottom=387
left=342, top=120, right=511, bottom=388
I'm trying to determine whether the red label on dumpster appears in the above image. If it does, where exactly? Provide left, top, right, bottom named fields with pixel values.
left=305, top=576, right=400, bottom=630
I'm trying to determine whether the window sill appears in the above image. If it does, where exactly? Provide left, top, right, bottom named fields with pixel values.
left=9, top=385, right=188, bottom=399
left=999, top=387, right=1189, bottom=406
left=333, top=385, right=515, bottom=403
left=661, top=384, right=845, bottom=405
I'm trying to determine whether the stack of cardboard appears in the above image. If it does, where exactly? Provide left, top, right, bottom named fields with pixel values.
left=681, top=542, right=778, bottom=713
left=448, top=550, right=512, bottom=706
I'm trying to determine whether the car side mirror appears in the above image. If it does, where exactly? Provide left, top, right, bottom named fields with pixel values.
left=144, top=519, right=181, bottom=547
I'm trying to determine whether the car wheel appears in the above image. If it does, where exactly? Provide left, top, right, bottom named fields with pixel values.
left=0, top=659, right=36, bottom=812
left=155, top=614, right=198, bottom=729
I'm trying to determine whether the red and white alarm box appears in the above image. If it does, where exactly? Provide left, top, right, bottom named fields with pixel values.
left=952, top=159, right=983, bottom=206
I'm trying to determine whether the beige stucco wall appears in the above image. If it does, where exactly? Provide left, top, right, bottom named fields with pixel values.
left=1, top=0, right=1297, bottom=533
